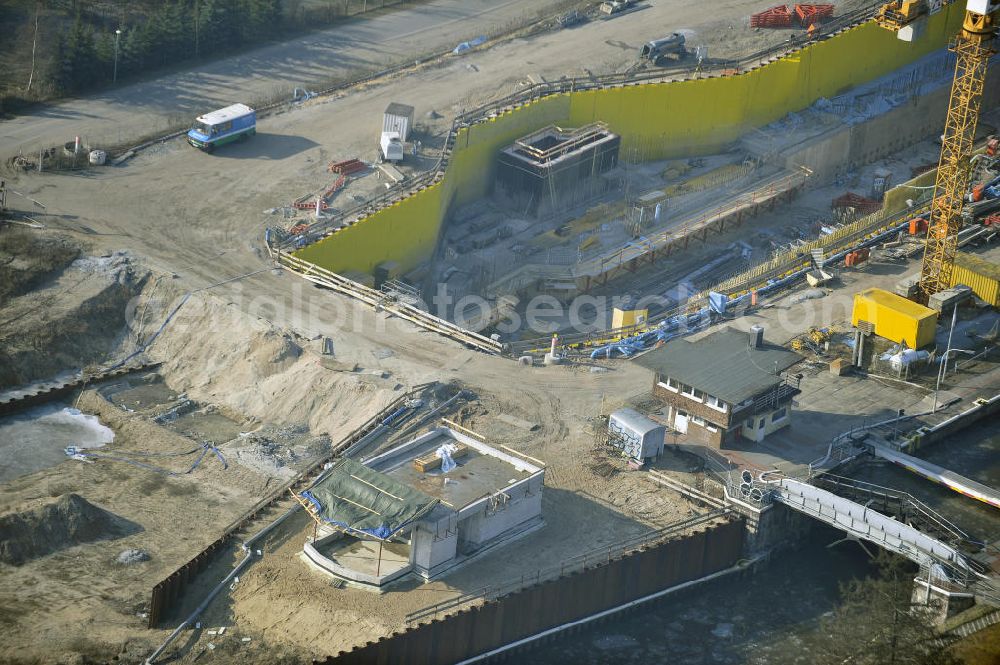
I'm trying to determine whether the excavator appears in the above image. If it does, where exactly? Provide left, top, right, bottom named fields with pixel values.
left=876, top=0, right=999, bottom=302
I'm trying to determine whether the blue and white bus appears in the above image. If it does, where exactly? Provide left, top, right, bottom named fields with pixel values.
left=187, top=103, right=256, bottom=152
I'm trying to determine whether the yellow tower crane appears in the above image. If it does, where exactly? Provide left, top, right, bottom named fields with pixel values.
left=877, top=1, right=998, bottom=302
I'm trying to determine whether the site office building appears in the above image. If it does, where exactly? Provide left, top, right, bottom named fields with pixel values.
left=636, top=326, right=802, bottom=447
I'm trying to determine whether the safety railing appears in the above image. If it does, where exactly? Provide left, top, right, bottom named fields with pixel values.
left=273, top=251, right=504, bottom=354
left=812, top=473, right=974, bottom=548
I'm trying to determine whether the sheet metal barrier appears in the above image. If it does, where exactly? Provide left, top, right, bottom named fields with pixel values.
left=314, top=516, right=744, bottom=665
left=269, top=6, right=963, bottom=356
left=0, top=362, right=161, bottom=417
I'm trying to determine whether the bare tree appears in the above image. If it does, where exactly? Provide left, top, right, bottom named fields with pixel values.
left=25, top=1, right=41, bottom=94
left=804, top=551, right=964, bottom=665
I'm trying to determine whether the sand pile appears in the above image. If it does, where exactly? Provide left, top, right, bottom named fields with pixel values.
left=0, top=494, right=141, bottom=566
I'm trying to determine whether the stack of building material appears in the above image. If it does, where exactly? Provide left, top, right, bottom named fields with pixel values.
left=844, top=247, right=870, bottom=268
left=832, top=192, right=882, bottom=215
left=328, top=158, right=367, bottom=175
left=413, top=444, right=469, bottom=473
left=750, top=5, right=793, bottom=28
left=323, top=175, right=347, bottom=199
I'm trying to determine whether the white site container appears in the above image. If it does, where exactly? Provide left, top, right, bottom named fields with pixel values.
left=380, top=132, right=404, bottom=162
left=383, top=103, right=414, bottom=144
left=608, top=408, right=665, bottom=462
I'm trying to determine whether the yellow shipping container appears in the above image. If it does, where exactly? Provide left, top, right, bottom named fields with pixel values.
left=950, top=252, right=1000, bottom=307
left=612, top=308, right=648, bottom=330
left=852, top=288, right=938, bottom=349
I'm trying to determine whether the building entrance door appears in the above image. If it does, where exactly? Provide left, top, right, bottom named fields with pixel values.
left=674, top=410, right=689, bottom=434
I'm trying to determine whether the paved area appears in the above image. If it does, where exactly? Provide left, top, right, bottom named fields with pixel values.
left=0, top=0, right=577, bottom=157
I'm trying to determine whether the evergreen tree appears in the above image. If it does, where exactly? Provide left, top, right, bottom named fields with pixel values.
left=245, top=0, right=281, bottom=41
left=94, top=31, right=116, bottom=83
left=45, top=32, right=71, bottom=94
left=199, top=0, right=237, bottom=53
left=62, top=13, right=98, bottom=91
left=120, top=25, right=152, bottom=76
left=157, top=1, right=186, bottom=66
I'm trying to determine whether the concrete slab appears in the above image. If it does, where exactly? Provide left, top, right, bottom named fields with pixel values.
left=318, top=538, right=410, bottom=578
left=382, top=434, right=531, bottom=509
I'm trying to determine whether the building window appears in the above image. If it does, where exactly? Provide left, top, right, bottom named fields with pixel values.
left=706, top=424, right=718, bottom=433
left=681, top=384, right=703, bottom=403
left=772, top=408, right=787, bottom=423
left=691, top=415, right=705, bottom=426
left=706, top=395, right=727, bottom=412
left=746, top=419, right=754, bottom=428
left=659, top=378, right=679, bottom=392
left=758, top=419, right=766, bottom=429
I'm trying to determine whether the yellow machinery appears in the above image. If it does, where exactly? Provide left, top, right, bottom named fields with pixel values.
left=877, top=1, right=998, bottom=302
left=791, top=327, right=833, bottom=352
left=877, top=0, right=929, bottom=31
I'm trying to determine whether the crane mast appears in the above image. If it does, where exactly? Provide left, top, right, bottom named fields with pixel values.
left=877, top=1, right=997, bottom=302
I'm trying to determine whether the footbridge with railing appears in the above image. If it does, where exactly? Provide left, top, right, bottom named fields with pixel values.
left=768, top=475, right=998, bottom=601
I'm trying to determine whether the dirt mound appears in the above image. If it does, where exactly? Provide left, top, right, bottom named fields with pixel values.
left=0, top=228, right=81, bottom=306
left=0, top=494, right=141, bottom=566
left=0, top=251, right=146, bottom=389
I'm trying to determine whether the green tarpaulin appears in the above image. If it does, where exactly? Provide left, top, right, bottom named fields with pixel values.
left=302, top=458, right=438, bottom=540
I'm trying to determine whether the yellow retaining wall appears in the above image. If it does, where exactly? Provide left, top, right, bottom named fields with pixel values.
left=295, top=6, right=963, bottom=275
left=444, top=95, right=572, bottom=208
left=294, top=182, right=445, bottom=275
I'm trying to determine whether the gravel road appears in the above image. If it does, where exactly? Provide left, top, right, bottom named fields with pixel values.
left=0, top=0, right=574, bottom=157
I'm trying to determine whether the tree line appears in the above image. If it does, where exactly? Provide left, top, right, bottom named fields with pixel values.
left=1, top=0, right=408, bottom=102
left=51, top=0, right=283, bottom=93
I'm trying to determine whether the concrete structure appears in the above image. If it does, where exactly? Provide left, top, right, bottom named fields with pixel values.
left=636, top=327, right=802, bottom=447
left=303, top=426, right=545, bottom=587
left=494, top=123, right=620, bottom=216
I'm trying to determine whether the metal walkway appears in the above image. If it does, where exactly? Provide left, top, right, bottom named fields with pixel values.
left=812, top=474, right=976, bottom=550
left=870, top=443, right=1000, bottom=511
left=772, top=477, right=979, bottom=582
